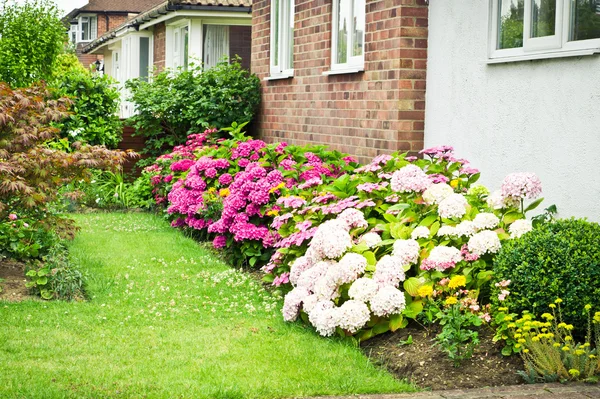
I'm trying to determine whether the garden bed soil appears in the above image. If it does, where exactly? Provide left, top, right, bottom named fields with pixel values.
left=362, top=324, right=524, bottom=390
left=0, top=259, right=30, bottom=301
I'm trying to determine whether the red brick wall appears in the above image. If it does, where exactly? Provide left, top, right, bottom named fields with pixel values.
left=76, top=13, right=129, bottom=67
left=153, top=22, right=166, bottom=72
left=119, top=125, right=148, bottom=176
left=230, top=25, right=252, bottom=71
left=251, top=0, right=428, bottom=163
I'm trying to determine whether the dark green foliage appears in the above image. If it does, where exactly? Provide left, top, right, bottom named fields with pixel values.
left=0, top=0, right=66, bottom=88
left=126, top=60, right=261, bottom=161
left=493, top=218, right=600, bottom=331
left=51, top=55, right=122, bottom=148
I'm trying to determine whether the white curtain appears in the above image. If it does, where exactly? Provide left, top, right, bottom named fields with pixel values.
left=204, top=25, right=229, bottom=69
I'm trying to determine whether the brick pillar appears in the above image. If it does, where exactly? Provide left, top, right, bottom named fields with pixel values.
left=153, top=22, right=166, bottom=72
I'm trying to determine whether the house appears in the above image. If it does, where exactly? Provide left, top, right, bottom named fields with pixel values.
left=63, top=0, right=160, bottom=67
left=251, top=0, right=600, bottom=219
left=82, top=0, right=252, bottom=118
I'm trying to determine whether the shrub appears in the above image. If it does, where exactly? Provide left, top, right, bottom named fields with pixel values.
left=0, top=0, right=65, bottom=88
left=493, top=218, right=600, bottom=331
left=126, top=60, right=261, bottom=162
left=51, top=57, right=122, bottom=147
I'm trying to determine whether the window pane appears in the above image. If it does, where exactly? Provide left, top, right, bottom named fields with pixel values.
left=498, top=0, right=524, bottom=49
left=352, top=0, right=364, bottom=57
left=531, top=0, right=556, bottom=38
left=570, top=0, right=600, bottom=40
left=288, top=0, right=294, bottom=68
left=81, top=17, right=90, bottom=41
left=273, top=0, right=280, bottom=66
left=337, top=0, right=351, bottom=63
left=182, top=26, right=189, bottom=70
left=139, top=37, right=150, bottom=81
left=203, top=25, right=229, bottom=70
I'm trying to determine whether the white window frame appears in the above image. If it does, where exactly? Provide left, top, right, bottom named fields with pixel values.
left=268, top=0, right=294, bottom=80
left=489, top=0, right=600, bottom=63
left=78, top=14, right=98, bottom=43
left=172, top=21, right=190, bottom=69
left=325, top=0, right=365, bottom=75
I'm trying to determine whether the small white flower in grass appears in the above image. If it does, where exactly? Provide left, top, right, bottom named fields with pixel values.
left=473, top=212, right=500, bottom=230
left=438, top=193, right=468, bottom=219
left=411, top=226, right=430, bottom=239
left=310, top=219, right=352, bottom=259
left=455, top=220, right=477, bottom=237
left=370, top=286, right=406, bottom=317
left=509, top=219, right=533, bottom=239
left=308, top=301, right=338, bottom=337
left=373, top=255, right=406, bottom=288
left=282, top=286, right=310, bottom=322
left=348, top=278, right=379, bottom=303
left=436, top=225, right=457, bottom=237
left=359, top=232, right=382, bottom=248
left=392, top=239, right=420, bottom=266
left=423, top=183, right=454, bottom=205
left=468, top=230, right=501, bottom=256
left=337, top=300, right=371, bottom=334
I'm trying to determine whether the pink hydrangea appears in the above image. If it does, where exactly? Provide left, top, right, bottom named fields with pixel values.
left=390, top=164, right=432, bottom=193
left=501, top=172, right=542, bottom=201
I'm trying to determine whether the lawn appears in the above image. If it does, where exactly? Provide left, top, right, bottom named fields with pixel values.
left=0, top=213, right=413, bottom=399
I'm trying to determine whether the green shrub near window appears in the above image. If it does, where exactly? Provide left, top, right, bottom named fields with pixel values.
left=125, top=59, right=261, bottom=162
left=493, top=218, right=600, bottom=332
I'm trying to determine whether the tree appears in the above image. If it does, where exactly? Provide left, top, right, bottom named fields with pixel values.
left=0, top=0, right=66, bottom=88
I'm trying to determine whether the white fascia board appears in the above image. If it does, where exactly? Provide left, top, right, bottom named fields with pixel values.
left=138, top=10, right=251, bottom=30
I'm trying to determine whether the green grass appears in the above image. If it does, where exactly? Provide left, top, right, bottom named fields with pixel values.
left=0, top=213, right=413, bottom=399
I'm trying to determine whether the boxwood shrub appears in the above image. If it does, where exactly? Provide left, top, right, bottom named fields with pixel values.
left=493, top=218, right=600, bottom=330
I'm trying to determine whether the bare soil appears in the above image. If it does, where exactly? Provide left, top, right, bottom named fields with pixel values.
left=0, top=259, right=30, bottom=301
left=361, top=324, right=524, bottom=391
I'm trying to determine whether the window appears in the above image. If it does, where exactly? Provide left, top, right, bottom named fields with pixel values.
left=172, top=24, right=190, bottom=69
left=269, top=0, right=294, bottom=78
left=139, top=37, right=151, bottom=81
left=69, top=24, right=78, bottom=44
left=203, top=25, right=230, bottom=69
left=79, top=15, right=97, bottom=42
left=490, top=0, right=600, bottom=62
left=329, top=0, right=365, bottom=73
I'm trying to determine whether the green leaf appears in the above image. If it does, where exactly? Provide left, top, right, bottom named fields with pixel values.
left=37, top=268, right=48, bottom=277
left=36, top=276, right=48, bottom=285
left=249, top=257, right=257, bottom=267
left=389, top=314, right=408, bottom=331
left=351, top=243, right=369, bottom=254
left=402, top=300, right=423, bottom=319
left=403, top=277, right=421, bottom=297
left=26, top=270, right=37, bottom=277
left=363, top=251, right=377, bottom=266
left=357, top=328, right=374, bottom=342
left=501, top=346, right=513, bottom=356
left=524, top=198, right=544, bottom=213
left=419, top=214, right=438, bottom=227
left=373, top=321, right=390, bottom=335
left=503, top=211, right=522, bottom=224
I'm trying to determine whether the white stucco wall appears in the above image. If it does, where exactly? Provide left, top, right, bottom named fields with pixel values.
left=425, top=1, right=600, bottom=221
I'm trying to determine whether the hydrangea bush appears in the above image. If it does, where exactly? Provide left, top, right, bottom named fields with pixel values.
left=268, top=146, right=543, bottom=340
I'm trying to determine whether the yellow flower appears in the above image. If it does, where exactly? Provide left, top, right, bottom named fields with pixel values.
left=523, top=349, right=529, bottom=353
left=531, top=336, right=540, bottom=342
left=207, top=187, right=216, bottom=194
left=575, top=350, right=585, bottom=356
left=562, top=346, right=570, bottom=351
left=549, top=304, right=556, bottom=309
left=507, top=323, right=516, bottom=328
left=568, top=369, right=580, bottom=378
left=219, top=188, right=230, bottom=198
left=565, top=324, right=574, bottom=331
left=515, top=343, right=521, bottom=349
left=504, top=316, right=513, bottom=322
left=497, top=307, right=508, bottom=312
left=558, top=322, right=567, bottom=329
left=448, top=275, right=467, bottom=289
left=450, top=179, right=459, bottom=188
left=417, top=285, right=433, bottom=298
left=585, top=304, right=592, bottom=311
left=590, top=355, right=597, bottom=359
left=565, top=336, right=573, bottom=341
left=513, top=333, right=522, bottom=339
left=518, top=338, right=526, bottom=344
left=266, top=209, right=279, bottom=216
left=553, top=343, right=561, bottom=348
left=555, top=298, right=563, bottom=304
left=269, top=182, right=286, bottom=194
left=445, top=297, right=458, bottom=306
left=541, top=313, right=553, bottom=320
left=583, top=343, right=590, bottom=348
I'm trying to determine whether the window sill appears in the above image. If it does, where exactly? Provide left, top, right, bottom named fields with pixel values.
left=322, top=67, right=364, bottom=76
left=264, top=72, right=294, bottom=81
left=487, top=48, right=600, bottom=64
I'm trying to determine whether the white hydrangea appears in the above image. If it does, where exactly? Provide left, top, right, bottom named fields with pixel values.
left=296, top=261, right=330, bottom=291
left=359, top=232, right=382, bottom=248
left=436, top=225, right=457, bottom=237
left=308, top=300, right=338, bottom=336
left=428, top=245, right=462, bottom=264
left=473, top=212, right=500, bottom=230
left=487, top=189, right=518, bottom=210
left=310, top=219, right=352, bottom=259
left=468, top=230, right=501, bottom=256
left=348, top=278, right=379, bottom=302
left=282, top=286, right=310, bottom=322
left=455, top=220, right=478, bottom=237
left=302, top=294, right=319, bottom=313
left=390, top=164, right=432, bottom=193
left=509, top=219, right=533, bottom=239
left=411, top=226, right=430, bottom=239
left=337, top=300, right=371, bottom=334
left=339, top=208, right=368, bottom=229
left=338, top=253, right=368, bottom=282
left=392, top=239, right=420, bottom=266
left=373, top=255, right=406, bottom=288
left=423, top=183, right=454, bottom=205
left=289, top=256, right=313, bottom=285
left=370, top=286, right=406, bottom=317
left=438, top=193, right=469, bottom=219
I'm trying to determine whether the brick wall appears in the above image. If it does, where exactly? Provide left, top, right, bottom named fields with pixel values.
left=75, top=13, right=129, bottom=67
left=230, top=25, right=252, bottom=71
left=153, top=22, right=166, bottom=72
left=76, top=44, right=101, bottom=68
left=251, top=0, right=428, bottom=163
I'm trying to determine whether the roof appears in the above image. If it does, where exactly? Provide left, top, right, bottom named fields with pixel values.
left=82, top=0, right=251, bottom=53
left=78, top=0, right=161, bottom=13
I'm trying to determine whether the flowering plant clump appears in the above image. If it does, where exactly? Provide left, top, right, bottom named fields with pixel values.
left=269, top=146, right=544, bottom=340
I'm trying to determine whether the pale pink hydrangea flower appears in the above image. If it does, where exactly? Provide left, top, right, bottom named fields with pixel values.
left=423, top=183, right=454, bottom=205
left=411, top=226, right=430, bottom=239
left=473, top=213, right=500, bottom=230
left=348, top=278, right=379, bottom=302
left=455, top=221, right=478, bottom=237
left=370, top=286, right=406, bottom=317
left=302, top=294, right=319, bottom=313
left=336, top=300, right=371, bottom=334
left=338, top=253, right=368, bottom=282
left=282, top=286, right=310, bottom=322
left=468, top=230, right=501, bottom=256
left=313, top=274, right=341, bottom=301
left=509, top=219, right=533, bottom=239
left=436, top=225, right=457, bottom=237
left=339, top=208, right=368, bottom=229
left=289, top=256, right=313, bottom=285
left=310, top=219, right=352, bottom=259
left=390, top=165, right=432, bottom=193
left=420, top=246, right=462, bottom=271
left=501, top=172, right=542, bottom=201
left=358, top=232, right=382, bottom=248
left=373, top=255, right=406, bottom=288
left=308, top=301, right=338, bottom=336
left=392, top=239, right=420, bottom=266
left=296, top=261, right=330, bottom=291
left=438, top=193, right=469, bottom=219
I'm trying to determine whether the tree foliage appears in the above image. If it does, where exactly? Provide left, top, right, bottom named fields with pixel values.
left=0, top=0, right=66, bottom=88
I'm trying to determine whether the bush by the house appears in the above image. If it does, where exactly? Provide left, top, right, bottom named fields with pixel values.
left=493, top=218, right=600, bottom=332
left=126, top=60, right=261, bottom=163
